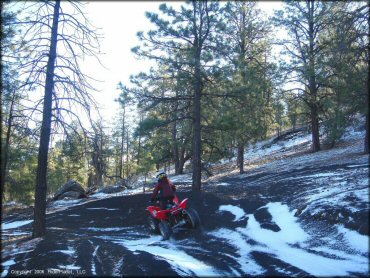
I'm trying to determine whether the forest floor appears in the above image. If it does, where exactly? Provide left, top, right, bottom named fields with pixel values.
left=1, top=127, right=369, bottom=277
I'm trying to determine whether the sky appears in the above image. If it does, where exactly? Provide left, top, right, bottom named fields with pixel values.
left=81, top=1, right=283, bottom=127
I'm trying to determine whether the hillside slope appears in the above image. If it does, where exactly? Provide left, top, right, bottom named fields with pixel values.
left=1, top=126, right=369, bottom=277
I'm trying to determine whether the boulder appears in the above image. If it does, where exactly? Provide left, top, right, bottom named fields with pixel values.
left=53, top=180, right=86, bottom=201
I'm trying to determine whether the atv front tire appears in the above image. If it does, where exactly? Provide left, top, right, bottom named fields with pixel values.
left=159, top=221, right=172, bottom=240
left=184, top=207, right=200, bottom=229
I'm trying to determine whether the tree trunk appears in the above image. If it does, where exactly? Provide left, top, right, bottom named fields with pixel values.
left=172, top=119, right=180, bottom=175
left=126, top=129, right=129, bottom=178
left=365, top=103, right=369, bottom=154
left=92, top=133, right=103, bottom=188
left=33, top=0, right=60, bottom=238
left=137, top=113, right=143, bottom=166
left=99, top=125, right=104, bottom=186
left=192, top=48, right=202, bottom=191
left=308, top=0, right=320, bottom=152
left=119, top=108, right=125, bottom=178
left=178, top=161, right=185, bottom=175
left=177, top=148, right=187, bottom=175
left=365, top=48, right=369, bottom=154
left=310, top=104, right=321, bottom=152
left=1, top=90, right=16, bottom=201
left=237, top=141, right=245, bottom=174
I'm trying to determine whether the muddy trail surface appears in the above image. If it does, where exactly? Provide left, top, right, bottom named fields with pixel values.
left=2, top=160, right=369, bottom=277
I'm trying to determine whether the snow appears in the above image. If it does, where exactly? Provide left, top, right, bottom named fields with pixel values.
left=354, top=186, right=369, bottom=203
left=1, top=260, right=16, bottom=278
left=1, top=231, right=31, bottom=236
left=208, top=228, right=265, bottom=275
left=210, top=202, right=369, bottom=276
left=347, top=163, right=369, bottom=168
left=91, top=245, right=99, bottom=275
left=218, top=205, right=246, bottom=222
left=295, top=172, right=343, bottom=179
left=304, top=186, right=344, bottom=204
left=111, top=236, right=220, bottom=276
left=2, top=220, right=33, bottom=230
left=4, top=201, right=21, bottom=206
left=216, top=182, right=230, bottom=186
left=262, top=202, right=308, bottom=243
left=337, top=225, right=369, bottom=254
left=2, top=260, right=16, bottom=267
left=83, top=227, right=129, bottom=232
left=168, top=174, right=192, bottom=184
left=86, top=208, right=118, bottom=211
left=51, top=249, right=76, bottom=256
left=51, top=199, right=83, bottom=207
left=243, top=132, right=311, bottom=162
left=90, top=192, right=117, bottom=199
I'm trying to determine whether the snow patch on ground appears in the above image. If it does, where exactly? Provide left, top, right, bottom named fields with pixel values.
left=51, top=249, right=75, bottom=256
left=2, top=220, right=33, bottom=230
left=51, top=199, right=83, bottom=208
left=91, top=245, right=99, bottom=275
left=110, top=236, right=220, bottom=276
left=208, top=228, right=265, bottom=275
left=169, top=174, right=192, bottom=184
left=211, top=202, right=369, bottom=276
left=1, top=231, right=31, bottom=236
left=85, top=208, right=118, bottom=211
left=336, top=225, right=369, bottom=254
left=243, top=132, right=311, bottom=162
left=1, top=260, right=16, bottom=278
left=262, top=202, right=308, bottom=243
left=83, top=227, right=129, bottom=232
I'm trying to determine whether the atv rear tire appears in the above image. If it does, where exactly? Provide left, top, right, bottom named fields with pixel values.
left=184, top=207, right=200, bottom=229
left=159, top=221, right=172, bottom=240
left=148, top=214, right=160, bottom=234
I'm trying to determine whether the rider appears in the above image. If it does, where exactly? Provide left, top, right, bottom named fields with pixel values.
left=150, top=171, right=176, bottom=210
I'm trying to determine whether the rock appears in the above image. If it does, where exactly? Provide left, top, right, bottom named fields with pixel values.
left=53, top=180, right=86, bottom=201
left=95, top=185, right=126, bottom=195
left=57, top=191, right=84, bottom=200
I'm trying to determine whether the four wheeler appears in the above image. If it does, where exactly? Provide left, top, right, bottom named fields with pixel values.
left=146, top=195, right=200, bottom=240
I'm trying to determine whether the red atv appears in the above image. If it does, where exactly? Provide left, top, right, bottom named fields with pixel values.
left=146, top=195, right=200, bottom=240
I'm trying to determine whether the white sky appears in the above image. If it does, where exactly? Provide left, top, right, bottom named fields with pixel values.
left=82, top=1, right=283, bottom=127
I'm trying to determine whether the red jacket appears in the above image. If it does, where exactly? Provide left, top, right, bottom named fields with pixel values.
left=151, top=178, right=176, bottom=200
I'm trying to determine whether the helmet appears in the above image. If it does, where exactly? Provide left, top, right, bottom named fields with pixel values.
left=156, top=171, right=167, bottom=181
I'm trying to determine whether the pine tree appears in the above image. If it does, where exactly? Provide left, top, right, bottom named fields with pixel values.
left=323, top=2, right=369, bottom=151
left=11, top=1, right=102, bottom=237
left=273, top=0, right=339, bottom=152
left=220, top=1, right=274, bottom=173
left=132, top=1, right=223, bottom=190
